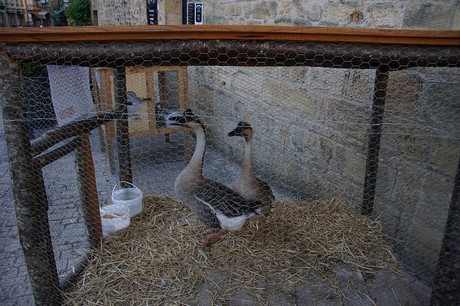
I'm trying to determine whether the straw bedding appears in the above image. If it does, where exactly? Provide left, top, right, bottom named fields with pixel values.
left=64, top=195, right=399, bottom=305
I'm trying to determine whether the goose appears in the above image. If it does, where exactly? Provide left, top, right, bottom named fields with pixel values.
left=228, top=121, right=274, bottom=214
left=168, top=109, right=263, bottom=247
left=228, top=121, right=275, bottom=239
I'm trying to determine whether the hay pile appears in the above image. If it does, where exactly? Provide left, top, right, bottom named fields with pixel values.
left=64, top=195, right=398, bottom=305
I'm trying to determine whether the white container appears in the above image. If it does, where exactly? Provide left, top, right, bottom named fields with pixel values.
left=112, top=181, right=143, bottom=217
left=100, top=204, right=130, bottom=237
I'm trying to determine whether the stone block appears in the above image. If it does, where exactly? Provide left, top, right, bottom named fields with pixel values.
left=279, top=67, right=308, bottom=83
left=214, top=3, right=242, bottom=17
left=262, top=78, right=318, bottom=120
left=274, top=17, right=312, bottom=26
left=386, top=70, right=421, bottom=118
left=230, top=70, right=264, bottom=97
left=253, top=142, right=286, bottom=177
left=454, top=5, right=460, bottom=30
left=428, top=139, right=459, bottom=177
left=392, top=133, right=435, bottom=164
left=403, top=4, right=455, bottom=30
left=253, top=1, right=278, bottom=19
left=278, top=1, right=322, bottom=22
left=306, top=68, right=375, bottom=105
left=289, top=125, right=319, bottom=156
left=334, top=144, right=366, bottom=184
left=404, top=221, right=443, bottom=278
left=97, top=0, right=147, bottom=25
left=326, top=98, right=371, bottom=135
left=367, top=3, right=402, bottom=28
left=392, top=160, right=425, bottom=213
left=323, top=2, right=362, bottom=25
left=366, top=271, right=419, bottom=306
left=416, top=171, right=453, bottom=228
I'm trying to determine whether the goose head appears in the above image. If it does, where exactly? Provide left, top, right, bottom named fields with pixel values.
left=228, top=121, right=253, bottom=140
left=168, top=109, right=204, bottom=130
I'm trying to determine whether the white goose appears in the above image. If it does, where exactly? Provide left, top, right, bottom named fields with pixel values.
left=169, top=110, right=263, bottom=247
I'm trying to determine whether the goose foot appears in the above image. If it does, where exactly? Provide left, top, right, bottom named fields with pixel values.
left=203, top=229, right=227, bottom=247
left=251, top=220, right=267, bottom=242
left=252, top=228, right=266, bottom=241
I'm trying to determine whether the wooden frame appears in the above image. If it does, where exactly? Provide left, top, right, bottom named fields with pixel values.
left=91, top=66, right=191, bottom=173
left=0, top=25, right=459, bottom=45
left=1, top=26, right=459, bottom=306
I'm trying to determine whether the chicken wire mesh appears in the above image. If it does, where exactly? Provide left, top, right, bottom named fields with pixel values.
left=0, top=38, right=459, bottom=305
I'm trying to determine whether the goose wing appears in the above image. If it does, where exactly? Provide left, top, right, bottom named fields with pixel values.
left=257, top=179, right=275, bottom=202
left=195, top=179, right=262, bottom=217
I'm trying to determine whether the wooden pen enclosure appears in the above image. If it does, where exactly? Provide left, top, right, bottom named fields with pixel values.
left=0, top=26, right=459, bottom=305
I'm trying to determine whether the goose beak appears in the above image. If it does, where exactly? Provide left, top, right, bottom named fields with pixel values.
left=228, top=127, right=243, bottom=137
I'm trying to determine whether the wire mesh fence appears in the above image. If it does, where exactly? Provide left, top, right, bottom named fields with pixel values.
left=0, top=28, right=459, bottom=305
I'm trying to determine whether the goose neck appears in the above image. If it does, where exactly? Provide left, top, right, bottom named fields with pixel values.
left=242, top=135, right=254, bottom=176
left=186, top=125, right=206, bottom=176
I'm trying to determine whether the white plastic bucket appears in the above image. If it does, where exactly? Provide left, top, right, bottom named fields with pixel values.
left=112, top=181, right=143, bottom=217
left=100, top=204, right=130, bottom=237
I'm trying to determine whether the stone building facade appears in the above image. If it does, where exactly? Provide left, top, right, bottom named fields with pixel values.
left=91, top=0, right=459, bottom=284
left=205, top=0, right=459, bottom=29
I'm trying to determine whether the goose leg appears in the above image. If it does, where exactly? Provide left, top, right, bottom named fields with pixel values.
left=252, top=218, right=267, bottom=241
left=203, top=229, right=227, bottom=247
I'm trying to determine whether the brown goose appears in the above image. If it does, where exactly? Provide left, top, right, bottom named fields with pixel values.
left=169, top=110, right=263, bottom=247
left=228, top=122, right=275, bottom=240
left=228, top=121, right=274, bottom=215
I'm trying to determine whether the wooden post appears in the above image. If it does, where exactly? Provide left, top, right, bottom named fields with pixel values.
left=178, top=67, right=191, bottom=160
left=99, top=68, right=117, bottom=174
left=0, top=55, right=62, bottom=305
left=114, top=66, right=133, bottom=186
left=75, top=134, right=102, bottom=249
left=90, top=68, right=107, bottom=153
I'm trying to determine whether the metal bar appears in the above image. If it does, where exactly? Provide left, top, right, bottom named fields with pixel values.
left=3, top=41, right=459, bottom=71
left=430, top=157, right=460, bottom=305
left=0, top=52, right=62, bottom=306
left=114, top=66, right=133, bottom=185
left=361, top=66, right=390, bottom=215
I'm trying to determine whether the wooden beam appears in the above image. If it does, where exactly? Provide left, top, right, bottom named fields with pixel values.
left=31, top=109, right=121, bottom=157
left=114, top=66, right=133, bottom=185
left=0, top=49, right=62, bottom=306
left=33, top=137, right=82, bottom=168
left=75, top=134, right=102, bottom=249
left=0, top=25, right=459, bottom=45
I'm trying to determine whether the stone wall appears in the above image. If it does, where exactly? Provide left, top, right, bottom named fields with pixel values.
left=374, top=68, right=460, bottom=281
left=93, top=0, right=147, bottom=26
left=204, top=0, right=459, bottom=30
left=93, top=0, right=183, bottom=26
left=187, top=0, right=460, bottom=284
left=89, top=0, right=460, bottom=284
left=188, top=66, right=375, bottom=207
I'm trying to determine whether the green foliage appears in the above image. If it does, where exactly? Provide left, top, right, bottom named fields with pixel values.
left=19, top=63, right=45, bottom=77
left=0, top=3, right=6, bottom=10
left=66, top=0, right=92, bottom=26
